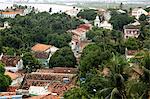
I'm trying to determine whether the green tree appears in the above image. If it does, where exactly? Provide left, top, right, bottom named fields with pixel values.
left=64, top=87, right=91, bottom=99
left=49, top=47, right=76, bottom=67
left=79, top=44, right=112, bottom=75
left=125, top=38, right=140, bottom=50
left=139, top=14, right=147, bottom=21
left=0, top=62, right=5, bottom=74
left=46, top=33, right=71, bottom=48
left=77, top=9, right=97, bottom=21
left=0, top=62, right=12, bottom=91
left=110, top=12, right=135, bottom=30
left=22, top=52, right=41, bottom=72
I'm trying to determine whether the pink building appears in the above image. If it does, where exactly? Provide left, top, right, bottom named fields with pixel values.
left=124, top=25, right=140, bottom=39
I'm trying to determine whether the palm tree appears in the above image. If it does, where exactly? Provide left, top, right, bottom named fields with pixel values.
left=101, top=54, right=129, bottom=99
left=126, top=51, right=150, bottom=98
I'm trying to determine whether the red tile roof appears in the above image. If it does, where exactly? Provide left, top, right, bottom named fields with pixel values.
left=5, top=71, right=19, bottom=80
left=78, top=23, right=92, bottom=30
left=127, top=50, right=138, bottom=55
left=31, top=43, right=51, bottom=52
left=6, top=86, right=19, bottom=92
left=1, top=55, right=20, bottom=67
left=36, top=67, right=78, bottom=74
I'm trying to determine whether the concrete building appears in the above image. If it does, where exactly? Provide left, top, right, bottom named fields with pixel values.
left=124, top=25, right=140, bottom=39
left=132, top=8, right=148, bottom=19
left=31, top=43, right=58, bottom=66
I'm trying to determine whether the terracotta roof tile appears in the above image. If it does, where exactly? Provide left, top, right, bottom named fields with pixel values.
left=31, top=43, right=51, bottom=52
left=78, top=23, right=92, bottom=30
left=1, top=55, right=20, bottom=67
left=127, top=50, right=138, bottom=55
left=5, top=71, right=19, bottom=80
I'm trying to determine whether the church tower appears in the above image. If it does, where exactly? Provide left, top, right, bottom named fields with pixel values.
left=94, top=15, right=100, bottom=27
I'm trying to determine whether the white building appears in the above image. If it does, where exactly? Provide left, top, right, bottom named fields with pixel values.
left=65, top=7, right=80, bottom=17
left=99, top=21, right=113, bottom=30
left=0, top=21, right=10, bottom=30
left=132, top=8, right=148, bottom=20
left=123, top=25, right=140, bottom=39
left=94, top=15, right=113, bottom=30
left=29, top=86, right=50, bottom=96
left=94, top=15, right=101, bottom=27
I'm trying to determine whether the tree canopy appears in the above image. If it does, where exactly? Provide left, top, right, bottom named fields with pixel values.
left=109, top=11, right=135, bottom=30
left=49, top=47, right=77, bottom=67
left=0, top=62, right=12, bottom=91
left=77, top=9, right=97, bottom=21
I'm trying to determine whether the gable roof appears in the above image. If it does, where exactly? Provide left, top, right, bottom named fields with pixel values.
left=1, top=55, right=21, bottom=67
left=124, top=25, right=140, bottom=29
left=78, top=24, right=92, bottom=30
left=34, top=52, right=50, bottom=59
left=31, top=43, right=51, bottom=52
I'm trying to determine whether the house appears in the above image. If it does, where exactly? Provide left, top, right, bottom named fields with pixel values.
left=70, top=24, right=92, bottom=53
left=0, top=6, right=32, bottom=18
left=5, top=71, right=24, bottom=86
left=65, top=7, right=80, bottom=17
left=31, top=43, right=58, bottom=66
left=131, top=8, right=148, bottom=19
left=0, top=54, right=23, bottom=72
left=123, top=25, right=140, bottom=39
left=0, top=21, right=10, bottom=30
left=21, top=67, right=77, bottom=96
left=99, top=21, right=113, bottom=30
left=94, top=15, right=113, bottom=30
left=125, top=48, right=138, bottom=60
left=29, top=86, right=50, bottom=96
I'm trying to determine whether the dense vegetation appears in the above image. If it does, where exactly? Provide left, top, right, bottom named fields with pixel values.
left=0, top=62, right=12, bottom=91
left=77, top=9, right=97, bottom=21
left=64, top=8, right=150, bottom=98
left=0, top=5, right=150, bottom=98
left=49, top=47, right=77, bottom=67
left=109, top=10, right=135, bottom=30
left=0, top=12, right=83, bottom=51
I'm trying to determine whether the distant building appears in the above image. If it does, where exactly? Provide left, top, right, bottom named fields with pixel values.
left=65, top=7, right=80, bottom=17
left=132, top=8, right=148, bottom=19
left=31, top=43, right=58, bottom=66
left=0, top=6, right=32, bottom=18
left=94, top=15, right=101, bottom=27
left=0, top=54, right=23, bottom=72
left=125, top=48, right=139, bottom=60
left=124, top=25, right=140, bottom=39
left=94, top=15, right=113, bottom=30
left=103, top=11, right=111, bottom=21
left=0, top=21, right=10, bottom=30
